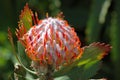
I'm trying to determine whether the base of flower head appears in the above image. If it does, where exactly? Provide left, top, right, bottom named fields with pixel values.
left=31, top=61, right=54, bottom=79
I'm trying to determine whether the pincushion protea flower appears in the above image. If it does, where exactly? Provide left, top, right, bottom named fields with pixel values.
left=16, top=5, right=83, bottom=70
left=16, top=17, right=83, bottom=67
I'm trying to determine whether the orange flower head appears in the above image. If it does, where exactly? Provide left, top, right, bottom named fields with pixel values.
left=16, top=16, right=83, bottom=68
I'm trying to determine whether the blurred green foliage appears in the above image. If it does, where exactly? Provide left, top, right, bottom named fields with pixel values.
left=0, top=0, right=119, bottom=80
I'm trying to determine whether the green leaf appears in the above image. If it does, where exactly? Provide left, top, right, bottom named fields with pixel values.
left=19, top=3, right=33, bottom=30
left=86, top=0, right=105, bottom=43
left=17, top=41, right=36, bottom=75
left=54, top=61, right=101, bottom=80
left=110, top=6, right=120, bottom=79
left=54, top=42, right=111, bottom=80
left=54, top=76, right=71, bottom=80
left=78, top=42, right=111, bottom=66
left=17, top=41, right=31, bottom=68
left=79, top=61, right=101, bottom=80
left=99, top=0, right=112, bottom=24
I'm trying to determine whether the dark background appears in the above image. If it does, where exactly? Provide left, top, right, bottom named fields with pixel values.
left=0, top=0, right=120, bottom=80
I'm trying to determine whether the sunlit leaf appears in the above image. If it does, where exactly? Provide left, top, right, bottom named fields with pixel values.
left=79, top=61, right=101, bottom=80
left=19, top=3, right=33, bottom=30
left=78, top=42, right=111, bottom=66
left=99, top=0, right=112, bottom=24
left=54, top=42, right=111, bottom=80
